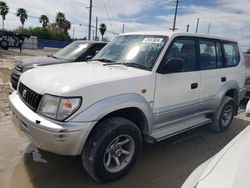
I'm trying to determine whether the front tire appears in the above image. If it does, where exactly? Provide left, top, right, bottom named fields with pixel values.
left=82, top=117, right=142, bottom=182
left=209, top=96, right=235, bottom=132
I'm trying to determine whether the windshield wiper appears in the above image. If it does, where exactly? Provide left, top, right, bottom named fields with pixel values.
left=47, top=54, right=58, bottom=59
left=89, top=58, right=114, bottom=63
left=123, top=63, right=149, bottom=69
left=102, top=62, right=125, bottom=66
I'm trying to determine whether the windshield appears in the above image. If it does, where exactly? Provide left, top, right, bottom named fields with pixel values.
left=53, top=41, right=89, bottom=61
left=93, top=35, right=168, bottom=70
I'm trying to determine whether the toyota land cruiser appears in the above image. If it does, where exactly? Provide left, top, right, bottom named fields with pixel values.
left=9, top=32, right=246, bottom=182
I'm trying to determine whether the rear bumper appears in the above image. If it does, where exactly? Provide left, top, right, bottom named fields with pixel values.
left=9, top=91, right=95, bottom=156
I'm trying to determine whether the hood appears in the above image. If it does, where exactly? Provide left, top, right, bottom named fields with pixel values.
left=20, top=61, right=151, bottom=96
left=196, top=126, right=250, bottom=188
left=19, top=56, right=69, bottom=68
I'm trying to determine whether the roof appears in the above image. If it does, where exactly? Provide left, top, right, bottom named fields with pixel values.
left=120, top=31, right=238, bottom=43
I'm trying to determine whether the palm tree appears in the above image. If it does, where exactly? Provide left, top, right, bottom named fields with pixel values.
left=63, top=20, right=71, bottom=33
left=39, top=14, right=49, bottom=28
left=16, top=8, right=28, bottom=27
left=0, top=1, right=9, bottom=29
left=99, top=23, right=107, bottom=41
left=56, top=12, right=66, bottom=31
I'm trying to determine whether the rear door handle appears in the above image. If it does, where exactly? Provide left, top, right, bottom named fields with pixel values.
left=191, top=83, right=198, bottom=89
left=221, top=77, right=226, bottom=82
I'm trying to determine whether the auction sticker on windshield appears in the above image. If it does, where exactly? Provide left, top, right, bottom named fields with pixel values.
left=142, top=38, right=163, bottom=44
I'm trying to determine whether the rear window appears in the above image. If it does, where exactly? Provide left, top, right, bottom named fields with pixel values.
left=222, top=42, right=240, bottom=67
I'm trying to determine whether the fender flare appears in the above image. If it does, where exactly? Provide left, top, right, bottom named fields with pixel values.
left=70, top=93, right=154, bottom=135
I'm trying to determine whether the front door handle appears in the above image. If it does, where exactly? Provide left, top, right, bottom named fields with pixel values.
left=221, top=77, right=226, bottom=82
left=191, top=83, right=198, bottom=89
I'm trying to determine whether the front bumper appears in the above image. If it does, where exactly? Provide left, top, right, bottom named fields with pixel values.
left=9, top=91, right=95, bottom=156
left=244, top=84, right=250, bottom=99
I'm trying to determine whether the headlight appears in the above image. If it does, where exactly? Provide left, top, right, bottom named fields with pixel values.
left=37, top=94, right=81, bottom=121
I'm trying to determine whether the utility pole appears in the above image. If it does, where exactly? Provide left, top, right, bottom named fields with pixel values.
left=172, top=0, right=179, bottom=31
left=186, top=24, right=189, bottom=32
left=88, top=0, right=93, bottom=40
left=95, top=17, right=98, bottom=41
left=195, top=18, right=199, bottom=33
left=207, top=23, right=212, bottom=34
left=72, top=27, right=75, bottom=39
left=122, top=24, right=125, bottom=33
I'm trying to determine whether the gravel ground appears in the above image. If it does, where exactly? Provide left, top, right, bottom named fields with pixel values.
left=0, top=49, right=250, bottom=188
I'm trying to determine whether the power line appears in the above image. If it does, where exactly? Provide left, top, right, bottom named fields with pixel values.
left=103, top=1, right=116, bottom=33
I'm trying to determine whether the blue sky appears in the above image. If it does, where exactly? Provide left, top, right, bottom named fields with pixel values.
left=2, top=0, right=250, bottom=50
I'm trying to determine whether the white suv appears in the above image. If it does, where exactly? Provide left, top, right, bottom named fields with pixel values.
left=9, top=32, right=246, bottom=182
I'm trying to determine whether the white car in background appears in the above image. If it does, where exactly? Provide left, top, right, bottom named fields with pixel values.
left=182, top=124, right=250, bottom=188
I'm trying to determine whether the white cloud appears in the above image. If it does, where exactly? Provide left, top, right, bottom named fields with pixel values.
left=2, top=0, right=250, bottom=50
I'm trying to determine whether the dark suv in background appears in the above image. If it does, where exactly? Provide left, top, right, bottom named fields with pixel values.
left=10, top=41, right=107, bottom=90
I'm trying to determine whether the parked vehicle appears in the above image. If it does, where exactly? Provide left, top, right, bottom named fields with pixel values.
left=9, top=32, right=246, bottom=182
left=10, top=40, right=107, bottom=90
left=244, top=54, right=250, bottom=98
left=0, top=30, right=29, bottom=51
left=182, top=124, right=250, bottom=188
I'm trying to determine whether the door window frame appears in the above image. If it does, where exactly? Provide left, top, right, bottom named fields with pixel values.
left=157, top=36, right=199, bottom=74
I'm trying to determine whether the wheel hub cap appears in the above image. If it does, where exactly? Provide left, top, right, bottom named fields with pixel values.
left=103, top=134, right=135, bottom=173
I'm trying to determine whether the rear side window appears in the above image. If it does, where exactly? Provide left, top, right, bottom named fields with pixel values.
left=199, top=40, right=217, bottom=70
left=222, top=42, right=240, bottom=67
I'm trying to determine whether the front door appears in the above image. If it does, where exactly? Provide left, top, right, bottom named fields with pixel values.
left=153, top=37, right=200, bottom=129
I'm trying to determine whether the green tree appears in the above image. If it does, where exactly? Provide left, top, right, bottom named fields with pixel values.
left=14, top=27, right=71, bottom=41
left=0, top=1, right=9, bottom=29
left=55, top=12, right=66, bottom=31
left=39, top=14, right=49, bottom=28
left=16, top=8, right=28, bottom=27
left=63, top=19, right=71, bottom=33
left=99, top=23, right=107, bottom=41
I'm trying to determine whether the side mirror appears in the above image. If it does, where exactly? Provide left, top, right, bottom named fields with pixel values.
left=84, top=55, right=94, bottom=61
left=246, top=100, right=250, bottom=117
left=163, top=58, right=184, bottom=73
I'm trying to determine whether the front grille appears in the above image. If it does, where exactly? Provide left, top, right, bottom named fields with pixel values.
left=18, top=82, right=43, bottom=111
left=15, top=65, right=23, bottom=72
left=10, top=73, right=19, bottom=81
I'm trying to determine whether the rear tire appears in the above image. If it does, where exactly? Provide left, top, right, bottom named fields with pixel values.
left=0, top=40, right=9, bottom=50
left=82, top=117, right=142, bottom=182
left=209, top=96, right=235, bottom=132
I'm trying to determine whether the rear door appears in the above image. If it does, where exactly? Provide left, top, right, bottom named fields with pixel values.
left=199, top=39, right=228, bottom=112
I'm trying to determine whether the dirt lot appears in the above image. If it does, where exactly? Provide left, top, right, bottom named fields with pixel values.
left=0, top=49, right=250, bottom=188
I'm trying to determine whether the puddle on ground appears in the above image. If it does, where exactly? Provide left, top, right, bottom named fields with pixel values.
left=0, top=68, right=11, bottom=84
left=9, top=118, right=250, bottom=188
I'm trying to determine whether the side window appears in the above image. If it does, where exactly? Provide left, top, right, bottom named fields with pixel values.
left=199, top=40, right=216, bottom=70
left=216, top=42, right=223, bottom=68
left=160, top=38, right=196, bottom=73
left=222, top=42, right=240, bottom=67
